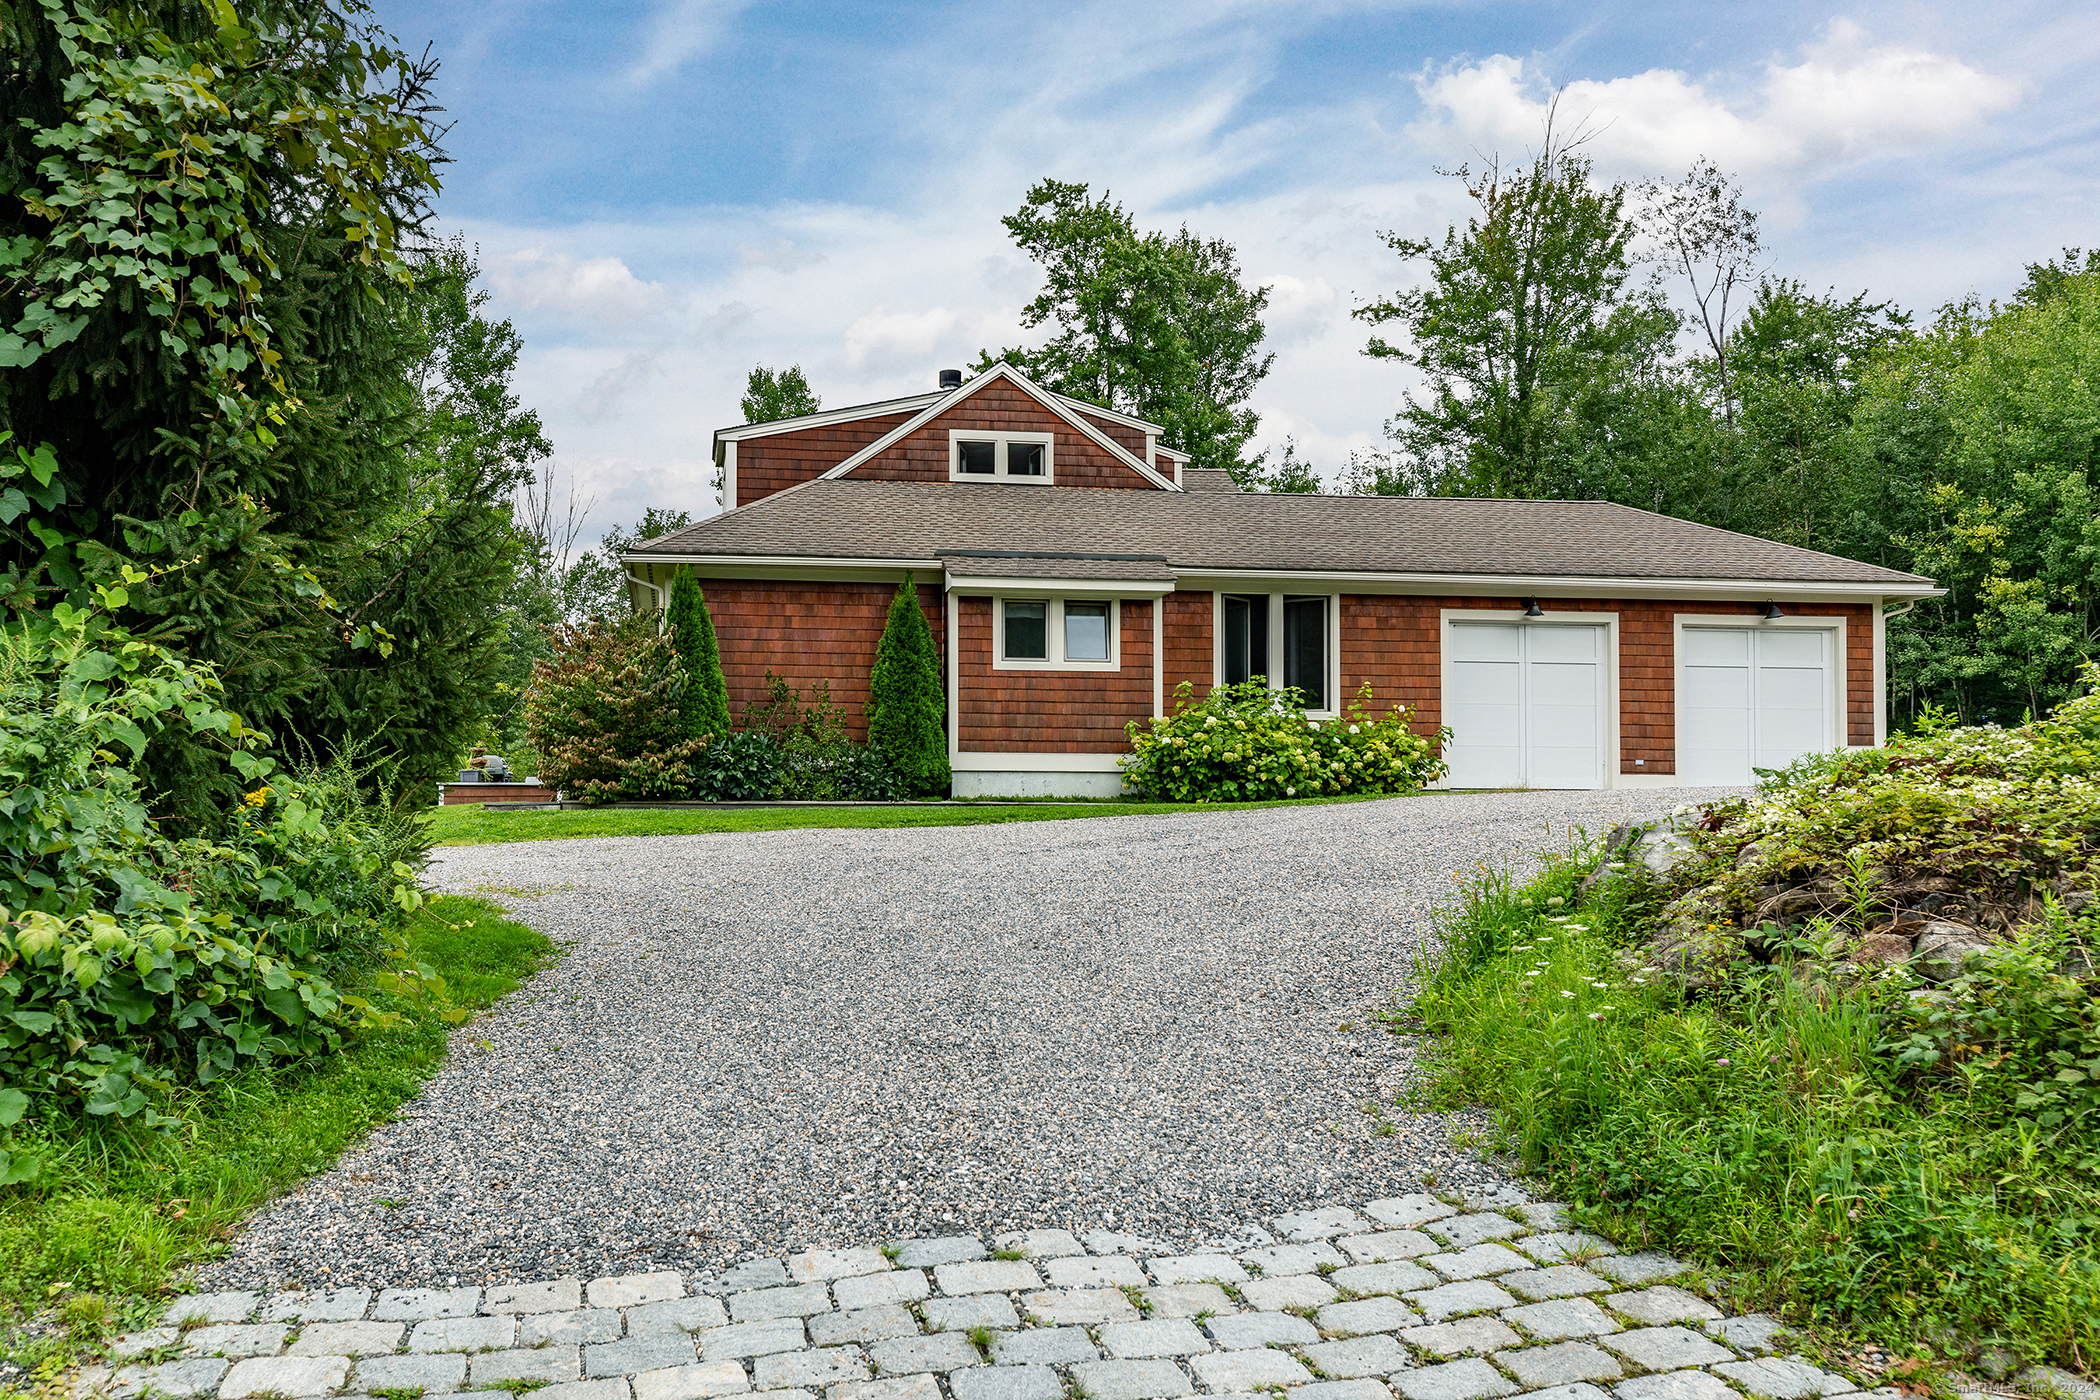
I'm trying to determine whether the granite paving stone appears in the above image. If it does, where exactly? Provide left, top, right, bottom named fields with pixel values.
left=752, top=1347, right=870, bottom=1390
left=1275, top=1207, right=1368, bottom=1240
left=1205, top=1311, right=1319, bottom=1348
left=1188, top=1347, right=1315, bottom=1391
left=697, top=1318, right=809, bottom=1361
left=1145, top=1255, right=1249, bottom=1286
left=710, top=1261, right=790, bottom=1292
left=1098, top=1319, right=1210, bottom=1359
left=892, top=1239, right=986, bottom=1269
left=167, top=1294, right=260, bottom=1327
left=1501, top=1267, right=1611, bottom=1301
left=630, top=1361, right=752, bottom=1400
left=1315, top=1297, right=1420, bottom=1335
left=1600, top=1328, right=1734, bottom=1371
left=1400, top=1317, right=1522, bottom=1358
left=1045, top=1255, right=1146, bottom=1289
left=921, top=1295, right=1020, bottom=1332
left=988, top=1327, right=1101, bottom=1366
left=1391, top=1357, right=1520, bottom=1400
left=1140, top=1283, right=1233, bottom=1318
left=1406, top=1281, right=1519, bottom=1322
left=1517, top=1234, right=1617, bottom=1266
left=627, top=1298, right=733, bottom=1336
left=837, top=1379, right=939, bottom=1400
left=869, top=1334, right=984, bottom=1374
left=789, top=1248, right=890, bottom=1283
left=1336, top=1231, right=1439, bottom=1263
left=1501, top=1298, right=1620, bottom=1341
left=473, top=1348, right=586, bottom=1387
left=1615, top=1371, right=1743, bottom=1400
left=1299, top=1381, right=1399, bottom=1400
left=1239, top=1274, right=1339, bottom=1311
left=1020, top=1288, right=1138, bottom=1324
left=1592, top=1256, right=1689, bottom=1288
left=949, top=1366, right=1064, bottom=1400
left=808, top=1306, right=921, bottom=1347
left=113, top=1359, right=230, bottom=1398
left=485, top=1281, right=584, bottom=1314
left=1518, top=1205, right=1572, bottom=1231
left=109, top=1328, right=180, bottom=1360
left=261, top=1288, right=373, bottom=1322
left=1241, top=1241, right=1346, bottom=1275
left=218, top=1355, right=350, bottom=1399
left=354, top=1352, right=468, bottom=1393
left=938, top=1261, right=1042, bottom=1296
left=591, top=1274, right=687, bottom=1309
left=182, top=1324, right=289, bottom=1358
left=1365, top=1196, right=1460, bottom=1231
left=1302, top=1335, right=1411, bottom=1377
left=729, top=1283, right=833, bottom=1322
left=1605, top=1288, right=1723, bottom=1326
left=834, top=1271, right=930, bottom=1311
left=1084, top=1230, right=1174, bottom=1257
left=1070, top=1359, right=1196, bottom=1400
left=1712, top=1358, right=1858, bottom=1398
left=286, top=1321, right=404, bottom=1356
left=1704, top=1315, right=1788, bottom=1355
left=1426, top=1215, right=1528, bottom=1248
left=1424, top=1245, right=1532, bottom=1281
left=1494, top=1341, right=1623, bottom=1387
left=523, top=1309, right=625, bottom=1346
left=540, top=1380, right=632, bottom=1400
left=1523, top=1386, right=1613, bottom=1400
left=993, top=1229, right=1085, bottom=1258
left=374, top=1287, right=480, bottom=1322
left=588, top=1336, right=702, bottom=1378
left=1332, top=1261, right=1440, bottom=1296
left=410, top=1315, right=517, bottom=1353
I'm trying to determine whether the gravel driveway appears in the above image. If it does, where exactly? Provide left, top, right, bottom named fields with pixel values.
left=204, top=789, right=1732, bottom=1290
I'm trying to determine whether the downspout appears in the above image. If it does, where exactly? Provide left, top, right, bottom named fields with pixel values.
left=1882, top=599, right=1918, bottom=621
left=625, top=567, right=668, bottom=633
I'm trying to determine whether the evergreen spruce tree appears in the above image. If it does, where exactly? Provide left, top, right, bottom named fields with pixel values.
left=666, top=568, right=732, bottom=743
left=867, top=576, right=951, bottom=795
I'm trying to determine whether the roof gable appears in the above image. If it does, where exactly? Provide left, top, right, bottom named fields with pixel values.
left=822, top=364, right=1181, bottom=490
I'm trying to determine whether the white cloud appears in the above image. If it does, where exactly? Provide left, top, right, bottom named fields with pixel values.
left=623, top=0, right=753, bottom=86
left=842, top=306, right=964, bottom=369
left=1412, top=19, right=2022, bottom=181
left=484, top=249, right=665, bottom=328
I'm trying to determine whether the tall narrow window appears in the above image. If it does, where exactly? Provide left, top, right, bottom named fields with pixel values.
left=1008, top=442, right=1046, bottom=476
left=1064, top=601, right=1109, bottom=660
left=957, top=440, right=996, bottom=474
left=1004, top=600, right=1048, bottom=660
left=1222, top=594, right=1268, bottom=685
left=1283, top=596, right=1327, bottom=709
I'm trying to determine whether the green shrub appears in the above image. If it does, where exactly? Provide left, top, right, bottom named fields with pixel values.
left=736, top=672, right=908, bottom=800
left=666, top=569, right=731, bottom=743
left=693, top=730, right=784, bottom=801
left=1121, top=680, right=1444, bottom=802
left=523, top=618, right=707, bottom=804
left=0, top=602, right=429, bottom=1166
left=866, top=577, right=950, bottom=796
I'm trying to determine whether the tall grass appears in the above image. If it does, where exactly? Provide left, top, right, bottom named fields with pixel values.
left=1412, top=843, right=2100, bottom=1370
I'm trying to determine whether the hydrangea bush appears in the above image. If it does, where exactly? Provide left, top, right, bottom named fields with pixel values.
left=1121, top=680, right=1445, bottom=802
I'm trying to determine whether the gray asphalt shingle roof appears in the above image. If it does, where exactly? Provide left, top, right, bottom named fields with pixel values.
left=632, top=478, right=1931, bottom=588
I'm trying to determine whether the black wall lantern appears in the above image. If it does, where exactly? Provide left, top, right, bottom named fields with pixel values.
left=1761, top=601, right=1785, bottom=620
left=1521, top=597, right=1544, bottom=618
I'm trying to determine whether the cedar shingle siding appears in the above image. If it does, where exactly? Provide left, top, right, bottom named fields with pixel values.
left=704, top=579, right=944, bottom=741
left=736, top=414, right=914, bottom=507
left=851, top=382, right=1157, bottom=489
left=956, top=596, right=1154, bottom=752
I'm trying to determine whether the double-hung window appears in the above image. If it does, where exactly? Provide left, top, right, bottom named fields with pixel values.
left=1219, top=592, right=1331, bottom=712
left=997, top=597, right=1118, bottom=669
left=950, top=430, right=1054, bottom=484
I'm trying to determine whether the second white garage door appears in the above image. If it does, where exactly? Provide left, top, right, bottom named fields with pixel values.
left=1445, top=622, right=1605, bottom=789
left=1679, top=626, right=1834, bottom=784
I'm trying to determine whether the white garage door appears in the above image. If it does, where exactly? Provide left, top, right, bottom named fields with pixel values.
left=1680, top=627, right=1833, bottom=784
left=1445, top=623, right=1605, bottom=789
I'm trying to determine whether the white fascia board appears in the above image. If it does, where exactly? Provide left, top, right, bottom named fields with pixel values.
left=1153, top=445, right=1192, bottom=462
left=944, top=574, right=1175, bottom=596
left=714, top=393, right=943, bottom=443
left=820, top=363, right=1183, bottom=490
left=1168, top=568, right=1943, bottom=603
left=619, top=553, right=943, bottom=586
left=1050, top=392, right=1165, bottom=436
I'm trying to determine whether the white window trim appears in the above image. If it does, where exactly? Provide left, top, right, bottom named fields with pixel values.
left=1671, top=613, right=1852, bottom=763
left=949, top=428, right=1056, bottom=485
left=1437, top=608, right=1621, bottom=790
left=1210, top=590, right=1342, bottom=718
left=994, top=595, right=1121, bottom=671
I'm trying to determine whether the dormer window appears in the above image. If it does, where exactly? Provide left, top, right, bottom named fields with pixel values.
left=949, top=429, right=1054, bottom=484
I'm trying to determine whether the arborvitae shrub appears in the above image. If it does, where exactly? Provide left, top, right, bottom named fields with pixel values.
left=866, top=576, right=950, bottom=796
left=667, top=568, right=732, bottom=744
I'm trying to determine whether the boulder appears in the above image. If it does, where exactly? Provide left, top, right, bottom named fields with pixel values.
left=1851, top=931, right=1914, bottom=966
left=1645, top=910, right=1744, bottom=991
left=1911, top=922, right=1992, bottom=983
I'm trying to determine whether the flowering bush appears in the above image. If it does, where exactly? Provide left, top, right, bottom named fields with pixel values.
left=1120, top=680, right=1445, bottom=802
left=524, top=618, right=708, bottom=804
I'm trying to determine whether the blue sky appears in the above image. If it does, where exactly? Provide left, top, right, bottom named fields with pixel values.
left=369, top=0, right=2100, bottom=538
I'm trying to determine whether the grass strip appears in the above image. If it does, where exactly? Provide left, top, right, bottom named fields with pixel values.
left=0, top=896, right=552, bottom=1366
left=1407, top=847, right=2100, bottom=1371
left=426, top=792, right=1406, bottom=846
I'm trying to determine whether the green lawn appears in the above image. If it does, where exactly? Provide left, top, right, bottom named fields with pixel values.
left=0, top=897, right=553, bottom=1362
left=427, top=792, right=1407, bottom=845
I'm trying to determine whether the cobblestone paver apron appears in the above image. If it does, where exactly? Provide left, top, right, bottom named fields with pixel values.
left=89, top=1194, right=1899, bottom=1400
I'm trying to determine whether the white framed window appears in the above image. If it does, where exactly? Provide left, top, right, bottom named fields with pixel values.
left=1213, top=591, right=1339, bottom=714
left=994, top=596, right=1120, bottom=670
left=949, top=429, right=1055, bottom=484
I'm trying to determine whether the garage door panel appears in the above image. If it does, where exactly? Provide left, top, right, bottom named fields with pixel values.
left=1680, top=626, right=1833, bottom=784
left=1682, top=628, right=1749, bottom=666
left=1443, top=622, right=1604, bottom=790
left=1528, top=626, right=1598, bottom=663
left=1448, top=623, right=1520, bottom=662
left=1759, top=629, right=1826, bottom=666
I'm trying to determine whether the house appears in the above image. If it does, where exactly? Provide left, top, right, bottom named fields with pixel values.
left=622, top=363, right=1941, bottom=797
